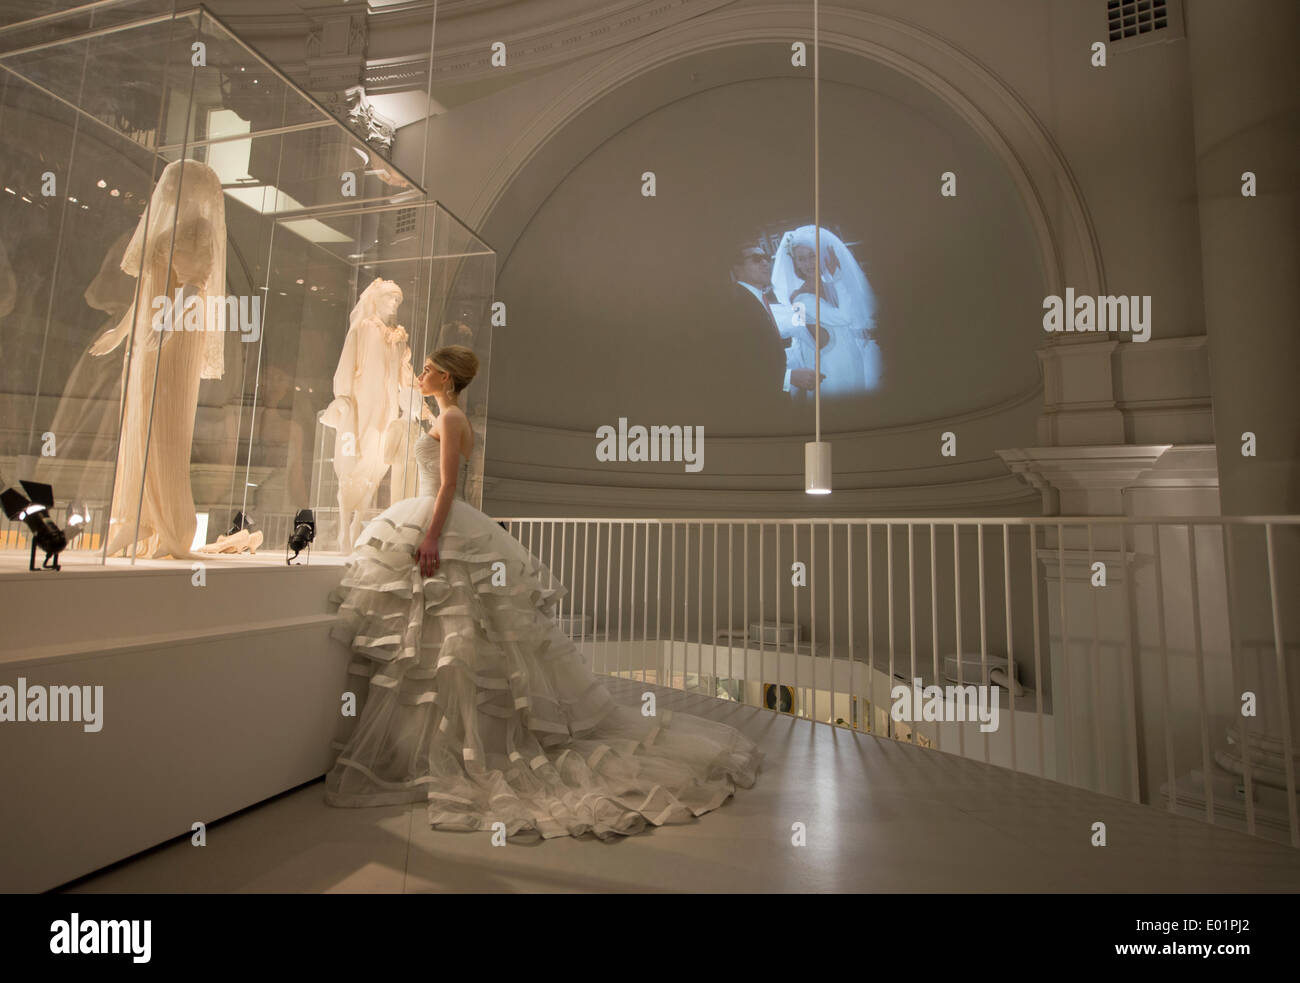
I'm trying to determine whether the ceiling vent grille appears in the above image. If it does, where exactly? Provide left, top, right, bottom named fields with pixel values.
left=394, top=207, right=417, bottom=237
left=1106, top=0, right=1185, bottom=50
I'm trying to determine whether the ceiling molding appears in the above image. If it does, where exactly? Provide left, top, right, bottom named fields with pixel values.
left=484, top=471, right=1042, bottom=519
left=361, top=0, right=737, bottom=93
left=488, top=380, right=1045, bottom=443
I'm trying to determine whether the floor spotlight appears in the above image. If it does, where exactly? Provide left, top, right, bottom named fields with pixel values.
left=287, top=509, right=315, bottom=564
left=2, top=480, right=68, bottom=571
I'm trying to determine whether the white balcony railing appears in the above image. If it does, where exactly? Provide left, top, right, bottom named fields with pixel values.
left=499, top=515, right=1300, bottom=849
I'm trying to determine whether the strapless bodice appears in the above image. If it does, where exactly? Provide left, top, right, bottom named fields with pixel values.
left=415, top=431, right=469, bottom=499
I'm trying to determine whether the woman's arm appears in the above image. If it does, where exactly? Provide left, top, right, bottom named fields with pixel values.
left=417, top=412, right=466, bottom=577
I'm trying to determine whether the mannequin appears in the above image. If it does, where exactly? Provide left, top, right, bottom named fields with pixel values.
left=89, top=159, right=227, bottom=559
left=322, top=277, right=426, bottom=552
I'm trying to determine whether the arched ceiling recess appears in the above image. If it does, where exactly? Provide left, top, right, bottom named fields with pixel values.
left=475, top=6, right=1104, bottom=442
left=473, top=4, right=1104, bottom=298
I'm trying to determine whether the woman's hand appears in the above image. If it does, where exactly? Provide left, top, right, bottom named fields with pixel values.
left=417, top=533, right=440, bottom=578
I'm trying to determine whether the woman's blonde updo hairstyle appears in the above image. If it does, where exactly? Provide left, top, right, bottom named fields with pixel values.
left=431, top=345, right=479, bottom=395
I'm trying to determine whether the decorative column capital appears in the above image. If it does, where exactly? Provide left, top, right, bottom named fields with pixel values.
left=996, top=445, right=1171, bottom=515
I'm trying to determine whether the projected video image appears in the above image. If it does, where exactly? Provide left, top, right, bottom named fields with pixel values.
left=727, top=224, right=880, bottom=400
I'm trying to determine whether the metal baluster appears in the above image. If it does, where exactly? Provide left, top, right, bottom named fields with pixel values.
left=977, top=524, right=988, bottom=763
left=794, top=523, right=800, bottom=717
left=712, top=522, right=718, bottom=698
left=617, top=522, right=626, bottom=677
left=1119, top=521, right=1142, bottom=803
left=866, top=523, right=873, bottom=733
left=728, top=523, right=734, bottom=703
left=670, top=522, right=678, bottom=689
left=1088, top=523, right=1104, bottom=791
left=908, top=522, right=916, bottom=744
left=1152, top=523, right=1174, bottom=811
left=581, top=522, right=590, bottom=654
left=1222, top=523, right=1255, bottom=835
left=1264, top=523, right=1300, bottom=846
left=1003, top=524, right=1015, bottom=772
left=1029, top=523, right=1044, bottom=777
left=887, top=524, right=895, bottom=739
left=643, top=521, right=650, bottom=684
left=1057, top=522, right=1074, bottom=785
left=954, top=524, right=964, bottom=758
left=1187, top=525, right=1212, bottom=823
left=830, top=522, right=837, bottom=727
left=848, top=523, right=856, bottom=731
left=931, top=523, right=941, bottom=751
left=696, top=520, right=703, bottom=694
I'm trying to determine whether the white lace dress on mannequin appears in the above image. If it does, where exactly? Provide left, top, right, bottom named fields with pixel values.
left=326, top=430, right=764, bottom=840
left=321, top=277, right=426, bottom=553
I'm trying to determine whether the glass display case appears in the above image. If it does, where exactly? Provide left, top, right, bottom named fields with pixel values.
left=294, top=200, right=496, bottom=554
left=0, top=2, right=495, bottom=565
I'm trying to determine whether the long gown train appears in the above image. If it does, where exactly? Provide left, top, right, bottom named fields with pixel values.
left=325, top=434, right=764, bottom=840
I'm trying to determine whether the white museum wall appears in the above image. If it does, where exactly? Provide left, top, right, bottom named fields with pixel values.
left=0, top=561, right=351, bottom=892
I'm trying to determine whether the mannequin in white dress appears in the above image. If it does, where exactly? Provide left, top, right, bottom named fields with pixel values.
left=326, top=345, right=764, bottom=840
left=89, top=159, right=227, bottom=559
left=321, top=277, right=427, bottom=553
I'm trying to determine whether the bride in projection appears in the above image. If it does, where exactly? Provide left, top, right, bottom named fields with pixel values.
left=321, top=277, right=426, bottom=553
left=89, top=159, right=227, bottom=559
left=771, top=225, right=880, bottom=395
left=326, top=345, right=763, bottom=839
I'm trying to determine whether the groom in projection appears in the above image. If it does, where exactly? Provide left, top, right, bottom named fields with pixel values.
left=728, top=243, right=823, bottom=405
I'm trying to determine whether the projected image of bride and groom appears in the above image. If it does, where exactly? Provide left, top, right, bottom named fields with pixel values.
left=728, top=224, right=881, bottom=402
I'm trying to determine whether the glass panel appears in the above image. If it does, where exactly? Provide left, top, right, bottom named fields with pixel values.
left=0, top=0, right=484, bottom=570
left=298, top=201, right=496, bottom=555
left=0, top=0, right=179, bottom=54
left=0, top=5, right=184, bottom=560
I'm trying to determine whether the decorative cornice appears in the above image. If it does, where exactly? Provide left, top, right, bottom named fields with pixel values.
left=489, top=381, right=1044, bottom=442
left=360, top=0, right=735, bottom=94
left=996, top=444, right=1174, bottom=514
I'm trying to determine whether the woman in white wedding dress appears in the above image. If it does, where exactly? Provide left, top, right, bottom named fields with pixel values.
left=772, top=225, right=881, bottom=394
left=326, top=345, right=764, bottom=840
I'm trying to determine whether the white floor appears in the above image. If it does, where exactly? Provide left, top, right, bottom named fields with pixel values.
left=58, top=677, right=1300, bottom=893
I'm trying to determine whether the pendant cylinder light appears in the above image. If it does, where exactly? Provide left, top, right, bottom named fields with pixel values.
left=805, top=440, right=832, bottom=494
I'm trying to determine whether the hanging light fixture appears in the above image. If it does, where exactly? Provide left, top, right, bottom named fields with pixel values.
left=805, top=0, right=831, bottom=495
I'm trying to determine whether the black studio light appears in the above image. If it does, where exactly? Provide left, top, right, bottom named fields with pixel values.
left=1, top=480, right=68, bottom=571
left=286, top=508, right=316, bottom=564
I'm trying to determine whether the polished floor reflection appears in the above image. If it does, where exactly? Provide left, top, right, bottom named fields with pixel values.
left=59, top=677, right=1300, bottom=893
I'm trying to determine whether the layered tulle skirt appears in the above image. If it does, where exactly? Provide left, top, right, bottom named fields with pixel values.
left=325, top=494, right=764, bottom=840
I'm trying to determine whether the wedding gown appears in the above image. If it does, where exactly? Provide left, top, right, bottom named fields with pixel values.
left=322, top=278, right=422, bottom=553
left=789, top=289, right=865, bottom=396
left=90, top=159, right=228, bottom=559
left=325, top=431, right=765, bottom=839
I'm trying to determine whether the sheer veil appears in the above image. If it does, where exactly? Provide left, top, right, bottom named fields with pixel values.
left=770, top=225, right=875, bottom=335
left=90, top=158, right=228, bottom=380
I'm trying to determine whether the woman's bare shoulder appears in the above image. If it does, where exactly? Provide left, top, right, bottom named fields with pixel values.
left=445, top=406, right=473, bottom=454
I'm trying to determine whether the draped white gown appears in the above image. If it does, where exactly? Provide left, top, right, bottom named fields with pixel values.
left=325, top=431, right=764, bottom=839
